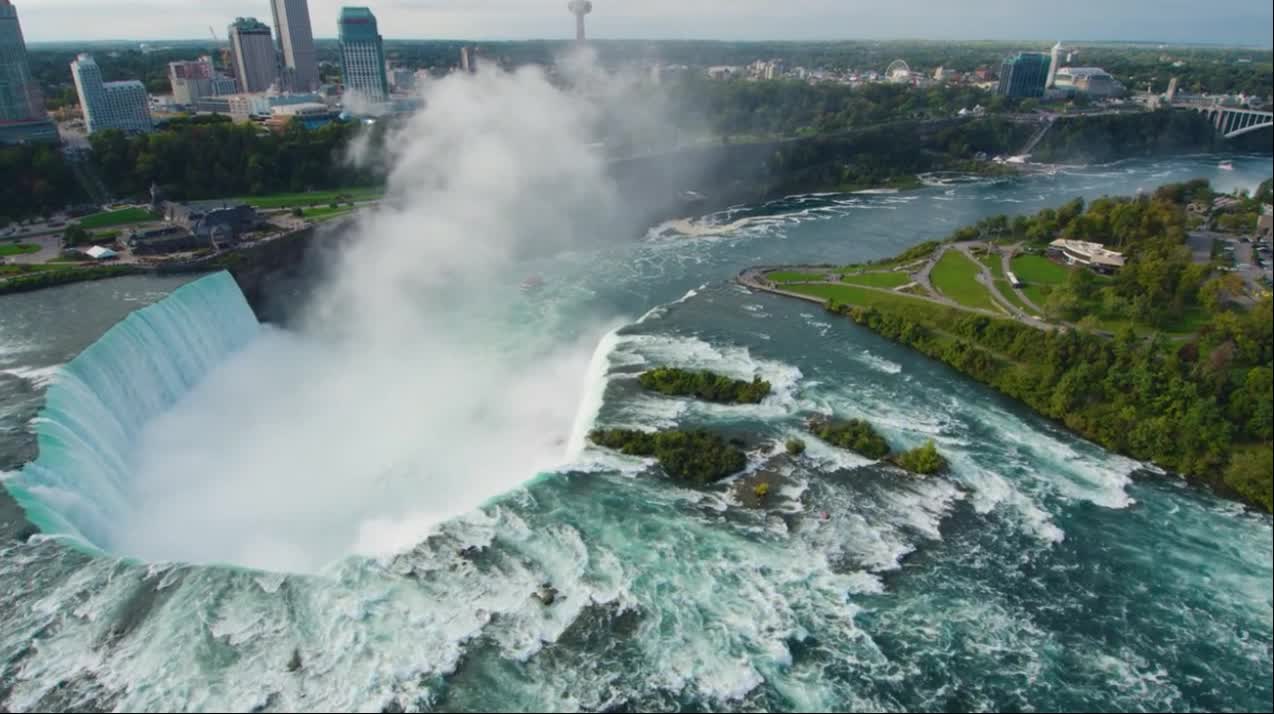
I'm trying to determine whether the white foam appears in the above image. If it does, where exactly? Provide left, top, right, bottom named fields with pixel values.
left=851, top=351, right=902, bottom=375
left=0, top=364, right=62, bottom=388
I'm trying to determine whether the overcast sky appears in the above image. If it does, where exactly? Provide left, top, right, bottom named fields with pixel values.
left=16, top=0, right=1274, bottom=46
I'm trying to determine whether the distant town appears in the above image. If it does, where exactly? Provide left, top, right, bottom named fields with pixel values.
left=1, top=0, right=1271, bottom=284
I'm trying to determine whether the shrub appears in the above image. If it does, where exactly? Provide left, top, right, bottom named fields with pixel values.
left=589, top=428, right=747, bottom=483
left=808, top=418, right=891, bottom=459
left=893, top=440, right=948, bottom=475
left=638, top=367, right=772, bottom=404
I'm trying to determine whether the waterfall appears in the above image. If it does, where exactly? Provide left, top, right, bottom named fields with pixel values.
left=6, top=272, right=261, bottom=553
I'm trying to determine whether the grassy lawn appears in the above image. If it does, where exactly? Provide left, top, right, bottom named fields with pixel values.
left=1021, top=283, right=1051, bottom=308
left=785, top=282, right=940, bottom=312
left=240, top=187, right=384, bottom=210
left=78, top=207, right=158, bottom=229
left=931, top=250, right=1002, bottom=313
left=1011, top=254, right=1070, bottom=286
left=0, top=243, right=40, bottom=257
left=302, top=206, right=356, bottom=222
left=841, top=271, right=912, bottom=289
left=993, top=279, right=1035, bottom=315
left=768, top=271, right=831, bottom=283
left=978, top=251, right=1008, bottom=282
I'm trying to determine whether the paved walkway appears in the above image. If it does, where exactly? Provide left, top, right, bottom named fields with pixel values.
left=741, top=242, right=1062, bottom=334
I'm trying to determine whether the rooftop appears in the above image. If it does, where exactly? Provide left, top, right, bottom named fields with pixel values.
left=1049, top=238, right=1126, bottom=268
left=1057, top=67, right=1113, bottom=79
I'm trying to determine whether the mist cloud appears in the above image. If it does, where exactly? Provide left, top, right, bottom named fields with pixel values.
left=114, top=57, right=634, bottom=573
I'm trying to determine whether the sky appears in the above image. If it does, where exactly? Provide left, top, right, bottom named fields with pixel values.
left=15, top=0, right=1274, bottom=46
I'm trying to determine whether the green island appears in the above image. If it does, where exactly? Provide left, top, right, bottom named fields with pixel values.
left=892, top=440, right=949, bottom=476
left=638, top=367, right=772, bottom=404
left=588, top=429, right=748, bottom=484
left=749, top=178, right=1274, bottom=511
left=807, top=418, right=892, bottom=460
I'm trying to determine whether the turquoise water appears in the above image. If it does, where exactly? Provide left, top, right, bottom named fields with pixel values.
left=0, top=155, right=1270, bottom=711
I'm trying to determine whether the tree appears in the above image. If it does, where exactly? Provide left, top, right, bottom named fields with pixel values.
left=63, top=224, right=91, bottom=247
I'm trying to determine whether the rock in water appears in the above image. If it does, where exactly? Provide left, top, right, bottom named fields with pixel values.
left=534, top=583, right=559, bottom=606
left=286, top=648, right=302, bottom=673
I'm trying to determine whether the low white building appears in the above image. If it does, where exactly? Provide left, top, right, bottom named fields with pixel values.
left=1048, top=239, right=1126, bottom=272
left=1053, top=67, right=1125, bottom=98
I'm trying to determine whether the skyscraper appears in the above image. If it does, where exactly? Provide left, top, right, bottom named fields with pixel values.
left=0, top=0, right=55, bottom=143
left=997, top=52, right=1050, bottom=99
left=71, top=54, right=152, bottom=135
left=338, top=7, right=388, bottom=103
left=271, top=0, right=319, bottom=92
left=228, top=17, right=277, bottom=93
left=1046, top=42, right=1062, bottom=89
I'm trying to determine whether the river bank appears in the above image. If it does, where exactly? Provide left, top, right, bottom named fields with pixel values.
left=739, top=185, right=1273, bottom=514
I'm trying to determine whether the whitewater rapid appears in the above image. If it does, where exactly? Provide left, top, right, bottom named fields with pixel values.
left=1, top=154, right=1270, bottom=712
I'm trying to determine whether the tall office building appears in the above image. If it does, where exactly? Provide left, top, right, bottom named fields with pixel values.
left=271, top=0, right=319, bottom=92
left=0, top=0, right=55, bottom=143
left=228, top=17, right=277, bottom=93
left=997, top=52, right=1050, bottom=99
left=338, top=7, right=388, bottom=103
left=71, top=54, right=152, bottom=134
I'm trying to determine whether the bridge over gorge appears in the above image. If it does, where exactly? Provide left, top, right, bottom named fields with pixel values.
left=1183, top=103, right=1273, bottom=139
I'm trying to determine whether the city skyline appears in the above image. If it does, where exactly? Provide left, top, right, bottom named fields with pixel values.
left=12, top=0, right=1274, bottom=47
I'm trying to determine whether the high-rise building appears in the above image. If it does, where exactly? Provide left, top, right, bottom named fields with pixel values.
left=71, top=54, right=152, bottom=134
left=997, top=52, right=1050, bottom=99
left=168, top=56, right=213, bottom=106
left=228, top=17, right=277, bottom=93
left=338, top=7, right=388, bottom=103
left=271, top=0, right=319, bottom=92
left=0, top=0, right=55, bottom=143
left=1046, top=42, right=1063, bottom=89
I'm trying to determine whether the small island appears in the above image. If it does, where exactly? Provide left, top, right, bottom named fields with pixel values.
left=807, top=417, right=892, bottom=460
left=638, top=367, right=772, bottom=404
left=589, top=428, right=748, bottom=484
left=891, top=440, right=948, bottom=475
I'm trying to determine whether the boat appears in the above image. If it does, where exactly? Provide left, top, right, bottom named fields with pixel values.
left=1218, top=161, right=1235, bottom=171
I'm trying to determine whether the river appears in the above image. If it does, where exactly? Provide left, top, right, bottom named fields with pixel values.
left=0, top=154, right=1270, bottom=711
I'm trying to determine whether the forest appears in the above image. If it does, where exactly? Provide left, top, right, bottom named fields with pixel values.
left=823, top=180, right=1273, bottom=511
left=87, top=116, right=383, bottom=201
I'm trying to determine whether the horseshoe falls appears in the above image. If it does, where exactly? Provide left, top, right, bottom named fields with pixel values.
left=8, top=272, right=261, bottom=554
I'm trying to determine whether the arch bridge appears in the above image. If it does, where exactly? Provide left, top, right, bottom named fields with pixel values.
left=1189, top=104, right=1273, bottom=139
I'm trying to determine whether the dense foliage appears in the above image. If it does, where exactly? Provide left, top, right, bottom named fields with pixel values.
left=815, top=180, right=1273, bottom=508
left=0, top=265, right=141, bottom=295
left=946, top=180, right=1246, bottom=330
left=670, top=80, right=1004, bottom=139
left=638, top=367, right=772, bottom=404
left=808, top=418, right=891, bottom=459
left=88, top=118, right=383, bottom=201
left=892, top=440, right=948, bottom=475
left=589, top=429, right=747, bottom=484
left=0, top=144, right=84, bottom=222
left=1032, top=111, right=1227, bottom=164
